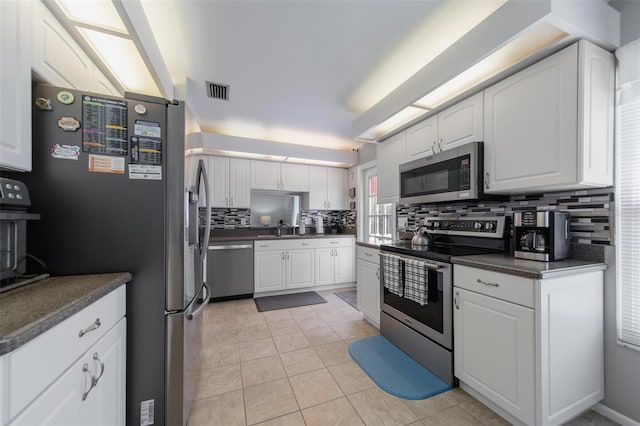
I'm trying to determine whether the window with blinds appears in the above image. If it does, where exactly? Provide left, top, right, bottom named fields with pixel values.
left=616, top=39, right=640, bottom=351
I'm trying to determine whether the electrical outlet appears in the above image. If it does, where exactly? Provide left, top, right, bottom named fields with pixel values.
left=398, top=217, right=408, bottom=228
left=240, top=218, right=246, bottom=226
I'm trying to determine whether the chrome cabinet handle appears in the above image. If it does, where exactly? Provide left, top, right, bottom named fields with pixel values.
left=330, top=241, right=338, bottom=244
left=376, top=267, right=380, bottom=279
left=484, top=172, right=490, bottom=189
left=286, top=251, right=290, bottom=260
left=431, top=142, right=436, bottom=154
left=365, top=252, right=372, bottom=257
left=438, top=139, right=443, bottom=152
left=82, top=363, right=96, bottom=401
left=281, top=251, right=285, bottom=260
left=92, top=353, right=105, bottom=386
left=79, top=318, right=101, bottom=338
left=454, top=291, right=460, bottom=310
left=476, top=278, right=499, bottom=287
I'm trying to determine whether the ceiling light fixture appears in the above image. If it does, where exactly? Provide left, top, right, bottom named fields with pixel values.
left=46, top=0, right=166, bottom=97
left=352, top=0, right=620, bottom=142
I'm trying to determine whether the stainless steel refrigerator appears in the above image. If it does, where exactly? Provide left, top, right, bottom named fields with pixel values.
left=14, top=84, right=212, bottom=425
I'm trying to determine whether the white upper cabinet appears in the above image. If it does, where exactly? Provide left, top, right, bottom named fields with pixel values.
left=437, top=92, right=484, bottom=151
left=406, top=115, right=438, bottom=160
left=209, top=156, right=250, bottom=208
left=281, top=163, right=310, bottom=192
left=483, top=41, right=614, bottom=194
left=0, top=0, right=32, bottom=171
left=376, top=132, right=407, bottom=204
left=251, top=161, right=309, bottom=192
left=31, top=1, right=120, bottom=96
left=308, top=166, right=347, bottom=210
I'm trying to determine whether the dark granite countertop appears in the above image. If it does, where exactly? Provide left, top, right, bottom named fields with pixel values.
left=0, top=273, right=131, bottom=355
left=451, top=254, right=607, bottom=279
left=356, top=238, right=393, bottom=249
left=210, top=234, right=357, bottom=243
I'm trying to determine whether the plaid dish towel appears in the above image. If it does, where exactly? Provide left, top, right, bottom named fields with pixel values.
left=381, top=253, right=404, bottom=297
left=404, top=258, right=428, bottom=305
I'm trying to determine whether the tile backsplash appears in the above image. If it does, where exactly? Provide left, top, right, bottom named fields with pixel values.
left=202, top=208, right=357, bottom=230
left=397, top=187, right=614, bottom=246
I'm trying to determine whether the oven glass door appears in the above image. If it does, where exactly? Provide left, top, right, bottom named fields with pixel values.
left=400, top=155, right=470, bottom=199
left=380, top=253, right=452, bottom=349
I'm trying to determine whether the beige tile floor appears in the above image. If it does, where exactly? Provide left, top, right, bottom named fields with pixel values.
left=189, top=289, right=617, bottom=426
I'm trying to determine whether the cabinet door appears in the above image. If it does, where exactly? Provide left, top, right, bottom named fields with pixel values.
left=31, top=0, right=92, bottom=90
left=326, top=168, right=347, bottom=210
left=308, top=166, right=328, bottom=210
left=376, top=132, right=406, bottom=204
left=255, top=250, right=285, bottom=292
left=86, top=319, right=126, bottom=426
left=438, top=92, right=483, bottom=151
left=287, top=249, right=315, bottom=288
left=209, top=157, right=230, bottom=207
left=10, top=318, right=126, bottom=426
left=251, top=161, right=281, bottom=190
left=406, top=116, right=437, bottom=160
left=281, top=164, right=310, bottom=192
left=454, top=288, right=535, bottom=424
left=92, top=66, right=121, bottom=97
left=0, top=0, right=32, bottom=172
left=314, top=248, right=335, bottom=286
left=334, top=246, right=354, bottom=284
left=484, top=44, right=578, bottom=194
left=229, top=158, right=251, bottom=208
left=357, top=259, right=380, bottom=327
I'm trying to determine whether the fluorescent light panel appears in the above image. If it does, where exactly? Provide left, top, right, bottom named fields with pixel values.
left=360, top=106, right=429, bottom=141
left=78, top=28, right=161, bottom=96
left=414, top=22, right=568, bottom=109
left=55, top=0, right=128, bottom=34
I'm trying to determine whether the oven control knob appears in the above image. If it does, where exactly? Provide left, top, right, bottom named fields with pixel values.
left=432, top=222, right=440, bottom=228
left=474, top=222, right=482, bottom=230
left=485, top=222, right=494, bottom=230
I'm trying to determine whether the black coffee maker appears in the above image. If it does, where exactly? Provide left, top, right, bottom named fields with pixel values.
left=513, top=211, right=570, bottom=261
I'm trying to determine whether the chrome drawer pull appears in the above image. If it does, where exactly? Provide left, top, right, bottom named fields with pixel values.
left=82, top=363, right=96, bottom=401
left=92, top=353, right=105, bottom=386
left=454, top=291, right=460, bottom=310
left=364, top=252, right=372, bottom=257
left=476, top=278, right=499, bottom=287
left=79, top=318, right=101, bottom=337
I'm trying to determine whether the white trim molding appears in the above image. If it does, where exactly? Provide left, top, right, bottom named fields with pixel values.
left=593, top=403, right=640, bottom=426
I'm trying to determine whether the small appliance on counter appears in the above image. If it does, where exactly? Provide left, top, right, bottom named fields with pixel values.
left=0, top=177, right=44, bottom=291
left=513, top=211, right=570, bottom=261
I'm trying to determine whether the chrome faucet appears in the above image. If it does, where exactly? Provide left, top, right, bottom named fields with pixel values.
left=276, top=220, right=290, bottom=237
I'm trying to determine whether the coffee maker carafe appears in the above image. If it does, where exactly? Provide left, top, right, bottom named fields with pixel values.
left=513, top=211, right=570, bottom=261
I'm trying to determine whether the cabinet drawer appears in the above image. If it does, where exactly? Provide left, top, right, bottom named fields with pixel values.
left=454, top=265, right=534, bottom=308
left=357, top=246, right=379, bottom=262
left=7, top=285, right=126, bottom=419
left=254, top=239, right=316, bottom=251
left=316, top=238, right=354, bottom=248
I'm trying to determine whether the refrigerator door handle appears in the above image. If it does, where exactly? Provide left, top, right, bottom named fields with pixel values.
left=196, top=159, right=212, bottom=260
left=186, top=281, right=210, bottom=320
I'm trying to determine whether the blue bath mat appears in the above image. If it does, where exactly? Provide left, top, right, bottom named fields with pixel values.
left=348, top=335, right=451, bottom=400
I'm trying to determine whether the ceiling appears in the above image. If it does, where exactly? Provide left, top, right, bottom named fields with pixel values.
left=139, top=0, right=505, bottom=151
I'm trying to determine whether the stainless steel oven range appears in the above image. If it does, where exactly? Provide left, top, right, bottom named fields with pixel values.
left=379, top=216, right=509, bottom=386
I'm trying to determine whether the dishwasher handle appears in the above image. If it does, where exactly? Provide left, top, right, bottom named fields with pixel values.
left=208, top=244, right=253, bottom=250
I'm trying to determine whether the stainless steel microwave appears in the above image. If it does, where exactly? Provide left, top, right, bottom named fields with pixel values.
left=399, top=141, right=487, bottom=204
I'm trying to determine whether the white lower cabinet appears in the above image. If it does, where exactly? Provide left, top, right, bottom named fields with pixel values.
left=2, top=286, right=126, bottom=426
left=254, top=238, right=354, bottom=294
left=10, top=319, right=126, bottom=426
left=315, top=240, right=354, bottom=286
left=453, top=265, right=604, bottom=425
left=254, top=239, right=316, bottom=293
left=454, top=288, right=535, bottom=422
left=356, top=246, right=380, bottom=328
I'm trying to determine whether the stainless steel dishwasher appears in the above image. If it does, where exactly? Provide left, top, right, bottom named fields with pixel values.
left=206, top=241, right=254, bottom=300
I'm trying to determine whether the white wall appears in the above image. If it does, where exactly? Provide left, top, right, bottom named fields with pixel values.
left=610, top=0, right=640, bottom=45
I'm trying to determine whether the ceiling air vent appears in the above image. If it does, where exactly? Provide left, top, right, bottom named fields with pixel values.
left=206, top=81, right=229, bottom=101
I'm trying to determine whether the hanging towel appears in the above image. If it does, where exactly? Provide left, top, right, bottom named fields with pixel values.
left=381, top=253, right=404, bottom=297
left=404, top=258, right=428, bottom=305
